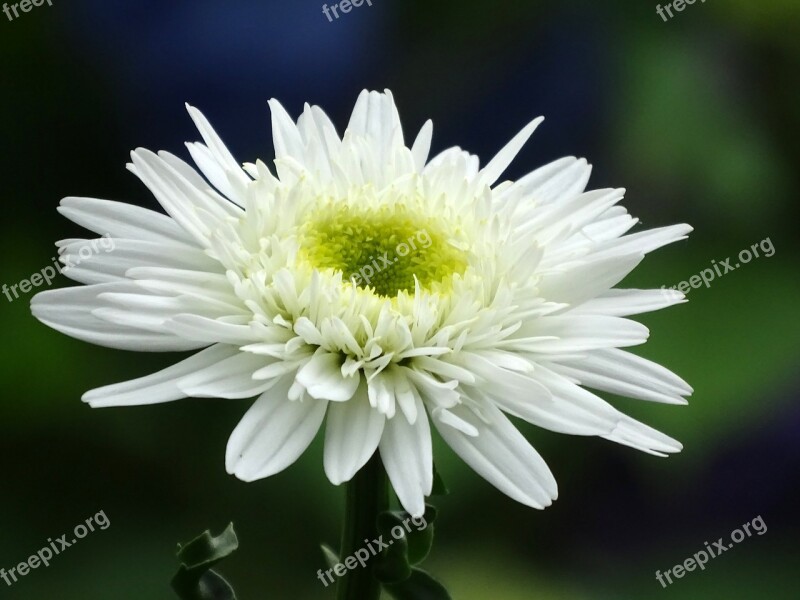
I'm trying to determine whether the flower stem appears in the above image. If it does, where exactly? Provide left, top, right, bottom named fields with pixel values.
left=336, top=452, right=389, bottom=600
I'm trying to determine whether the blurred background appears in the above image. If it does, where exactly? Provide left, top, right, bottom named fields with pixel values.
left=1, top=0, right=798, bottom=598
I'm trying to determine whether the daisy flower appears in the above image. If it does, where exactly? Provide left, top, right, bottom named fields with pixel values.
left=31, top=90, right=692, bottom=517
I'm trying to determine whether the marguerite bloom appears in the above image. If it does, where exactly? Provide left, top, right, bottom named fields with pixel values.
left=32, top=90, right=692, bottom=517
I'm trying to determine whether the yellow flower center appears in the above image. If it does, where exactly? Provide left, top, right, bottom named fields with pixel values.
left=298, top=202, right=468, bottom=297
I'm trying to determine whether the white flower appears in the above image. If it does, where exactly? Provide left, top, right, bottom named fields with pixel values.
left=32, top=90, right=692, bottom=517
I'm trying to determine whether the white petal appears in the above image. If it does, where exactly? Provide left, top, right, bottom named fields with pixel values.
left=58, top=238, right=221, bottom=285
left=95, top=289, right=242, bottom=331
left=496, top=157, right=590, bottom=210
left=412, top=356, right=476, bottom=385
left=433, top=407, right=479, bottom=436
left=433, top=402, right=557, bottom=509
left=479, top=117, right=544, bottom=186
left=226, top=378, right=328, bottom=481
left=538, top=253, right=645, bottom=307
left=453, top=352, right=552, bottom=408
left=591, top=224, right=693, bottom=260
left=58, top=197, right=194, bottom=246
left=130, top=149, right=244, bottom=236
left=157, top=149, right=244, bottom=216
left=298, top=104, right=342, bottom=153
left=367, top=372, right=395, bottom=417
left=124, top=267, right=246, bottom=314
left=324, top=384, right=386, bottom=485
left=393, top=368, right=421, bottom=424
left=177, top=351, right=272, bottom=399
left=530, top=366, right=683, bottom=455
left=569, top=288, right=686, bottom=317
left=403, top=368, right=460, bottom=410
left=513, top=315, right=649, bottom=353
left=82, top=344, right=239, bottom=407
left=129, top=150, right=218, bottom=246
left=504, top=156, right=592, bottom=207
left=163, top=314, right=259, bottom=346
left=411, top=119, right=433, bottom=172
left=347, top=89, right=402, bottom=144
left=186, top=142, right=243, bottom=202
left=268, top=98, right=306, bottom=162
left=546, top=348, right=692, bottom=404
left=379, top=397, right=432, bottom=517
left=346, top=89, right=403, bottom=173
left=296, top=351, right=360, bottom=402
left=185, top=104, right=250, bottom=194
left=605, top=418, right=683, bottom=456
left=521, top=188, right=625, bottom=244
left=31, top=283, right=205, bottom=352
left=469, top=380, right=608, bottom=438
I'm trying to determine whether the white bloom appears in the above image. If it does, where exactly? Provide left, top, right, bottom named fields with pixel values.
left=32, top=90, right=692, bottom=516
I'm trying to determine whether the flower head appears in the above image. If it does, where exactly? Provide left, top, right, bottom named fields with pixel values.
left=32, top=90, right=692, bottom=516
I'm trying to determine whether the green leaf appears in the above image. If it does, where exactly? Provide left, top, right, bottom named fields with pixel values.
left=381, top=505, right=437, bottom=566
left=383, top=568, right=451, bottom=600
left=431, top=464, right=449, bottom=496
left=172, top=523, right=239, bottom=600
left=374, top=534, right=411, bottom=583
left=420, top=504, right=439, bottom=526
left=374, top=511, right=411, bottom=584
left=320, top=543, right=340, bottom=570
left=374, top=504, right=439, bottom=582
left=406, top=519, right=434, bottom=566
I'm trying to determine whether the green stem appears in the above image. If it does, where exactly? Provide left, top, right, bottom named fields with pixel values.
left=336, top=452, right=389, bottom=600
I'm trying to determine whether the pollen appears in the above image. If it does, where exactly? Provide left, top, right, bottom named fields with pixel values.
left=298, top=202, right=468, bottom=297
